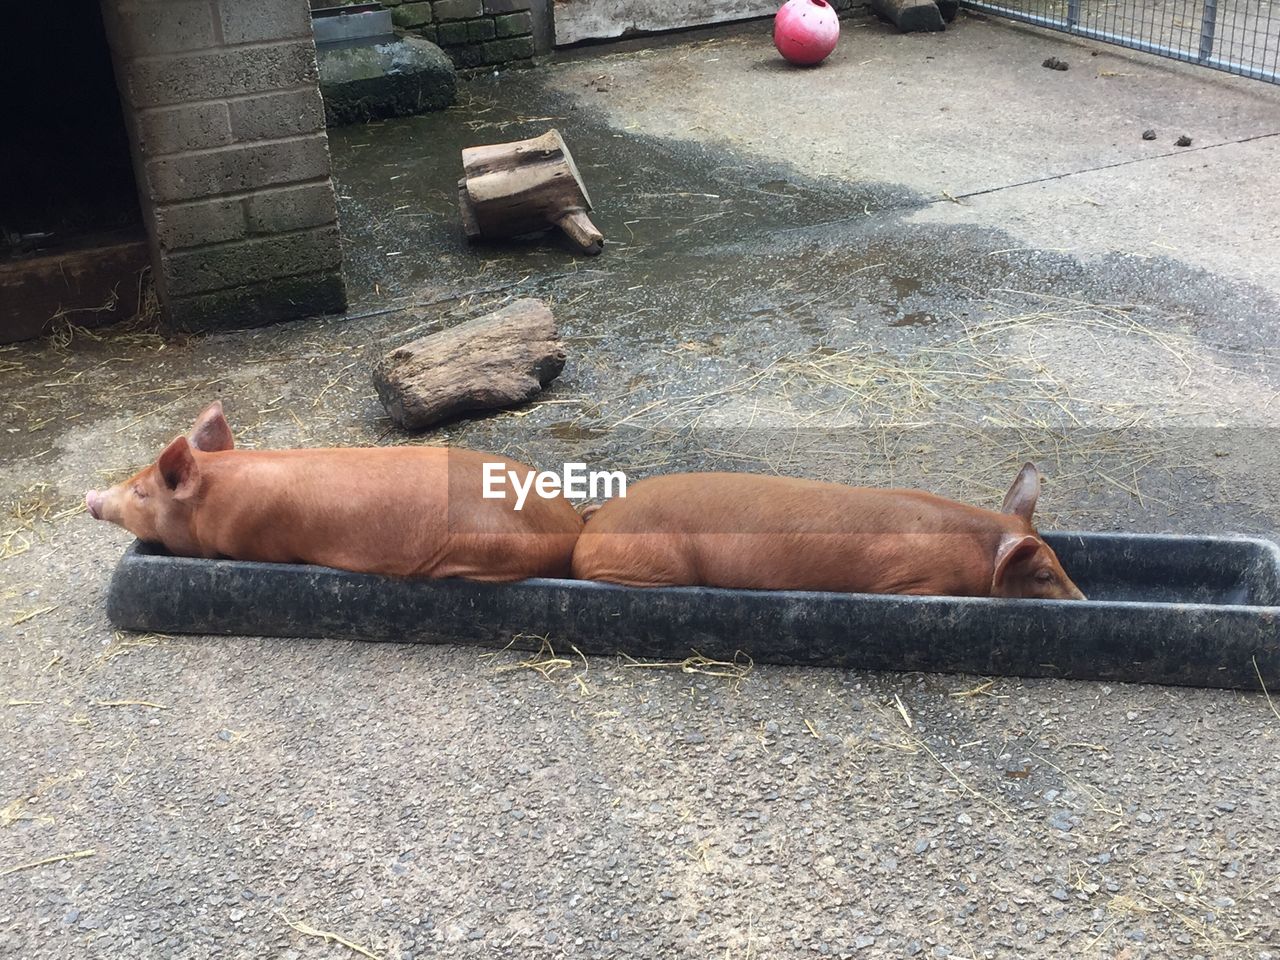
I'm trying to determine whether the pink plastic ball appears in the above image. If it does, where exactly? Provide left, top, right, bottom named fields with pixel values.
left=773, top=0, right=840, bottom=66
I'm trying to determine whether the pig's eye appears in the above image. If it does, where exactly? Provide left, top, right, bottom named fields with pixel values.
left=1035, top=569, right=1054, bottom=582
left=132, top=486, right=147, bottom=500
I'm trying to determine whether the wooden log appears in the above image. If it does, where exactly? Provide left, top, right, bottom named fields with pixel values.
left=372, top=298, right=566, bottom=431
left=872, top=0, right=946, bottom=32
left=457, top=129, right=604, bottom=256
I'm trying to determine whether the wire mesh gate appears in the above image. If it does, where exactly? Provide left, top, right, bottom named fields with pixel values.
left=961, top=0, right=1280, bottom=83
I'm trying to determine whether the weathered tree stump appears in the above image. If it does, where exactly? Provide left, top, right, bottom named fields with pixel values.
left=872, top=0, right=946, bottom=31
left=457, top=129, right=604, bottom=256
left=373, top=298, right=566, bottom=430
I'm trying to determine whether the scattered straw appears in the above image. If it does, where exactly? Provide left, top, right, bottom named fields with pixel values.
left=94, top=699, right=168, bottom=710
left=867, top=693, right=1012, bottom=820
left=113, top=385, right=222, bottom=434
left=8, top=485, right=58, bottom=526
left=98, top=632, right=169, bottom=665
left=621, top=650, right=753, bottom=690
left=48, top=504, right=85, bottom=523
left=280, top=913, right=384, bottom=960
left=1032, top=752, right=1123, bottom=822
left=1253, top=656, right=1280, bottom=722
left=581, top=289, right=1266, bottom=517
left=0, top=485, right=87, bottom=562
left=10, top=605, right=57, bottom=627
left=0, top=530, right=32, bottom=562
left=1109, top=887, right=1247, bottom=951
left=0, top=849, right=96, bottom=878
left=490, top=636, right=590, bottom=695
left=915, top=734, right=1014, bottom=822
left=1083, top=917, right=1121, bottom=951
left=892, top=693, right=913, bottom=729
left=460, top=107, right=567, bottom=135
left=2, top=770, right=85, bottom=828
left=0, top=797, right=54, bottom=829
left=43, top=267, right=163, bottom=352
left=1062, top=741, right=1110, bottom=752
left=950, top=679, right=1002, bottom=700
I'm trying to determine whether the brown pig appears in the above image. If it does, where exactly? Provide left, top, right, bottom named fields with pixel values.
left=572, top=463, right=1085, bottom=599
left=86, top=402, right=583, bottom=582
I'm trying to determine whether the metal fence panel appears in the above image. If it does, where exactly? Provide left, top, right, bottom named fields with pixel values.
left=961, top=0, right=1280, bottom=83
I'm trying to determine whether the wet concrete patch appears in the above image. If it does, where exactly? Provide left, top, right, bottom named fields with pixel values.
left=326, top=81, right=918, bottom=306
left=3, top=68, right=1279, bottom=544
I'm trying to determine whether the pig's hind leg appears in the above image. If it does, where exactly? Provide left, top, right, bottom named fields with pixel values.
left=572, top=532, right=699, bottom=588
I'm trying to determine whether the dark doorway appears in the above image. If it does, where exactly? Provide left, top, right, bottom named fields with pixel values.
left=1, top=0, right=149, bottom=342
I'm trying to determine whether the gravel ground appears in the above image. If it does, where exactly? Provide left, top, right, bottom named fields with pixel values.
left=3, top=13, right=1280, bottom=960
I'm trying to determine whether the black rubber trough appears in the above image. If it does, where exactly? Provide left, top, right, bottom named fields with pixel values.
left=106, top=532, right=1280, bottom=690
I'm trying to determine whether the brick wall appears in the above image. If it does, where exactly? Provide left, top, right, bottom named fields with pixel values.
left=385, top=0, right=539, bottom=69
left=101, top=0, right=347, bottom=333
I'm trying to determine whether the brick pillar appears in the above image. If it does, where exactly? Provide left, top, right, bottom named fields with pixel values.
left=100, top=0, right=346, bottom=333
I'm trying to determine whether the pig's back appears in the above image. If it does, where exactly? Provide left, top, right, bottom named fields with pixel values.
left=198, top=446, right=582, bottom=581
left=572, top=472, right=1011, bottom=594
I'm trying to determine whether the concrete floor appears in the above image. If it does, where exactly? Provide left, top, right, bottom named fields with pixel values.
left=3, top=11, right=1280, bottom=960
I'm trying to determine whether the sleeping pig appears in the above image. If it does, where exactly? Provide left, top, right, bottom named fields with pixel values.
left=86, top=401, right=583, bottom=582
left=572, top=463, right=1085, bottom=599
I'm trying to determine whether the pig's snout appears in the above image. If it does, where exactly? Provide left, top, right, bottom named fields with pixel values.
left=85, top=490, right=104, bottom=521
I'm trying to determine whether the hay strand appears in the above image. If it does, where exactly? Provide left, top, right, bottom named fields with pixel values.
left=280, top=913, right=384, bottom=960
left=94, top=699, right=168, bottom=710
left=0, top=848, right=96, bottom=878
left=620, top=650, right=753, bottom=689
left=1253, top=656, right=1280, bottom=722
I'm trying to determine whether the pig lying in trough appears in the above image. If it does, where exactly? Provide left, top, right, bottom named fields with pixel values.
left=86, top=402, right=583, bottom=582
left=573, top=464, right=1085, bottom=600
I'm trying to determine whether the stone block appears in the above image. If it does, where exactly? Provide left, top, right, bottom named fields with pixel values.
left=433, top=0, right=484, bottom=21
left=154, top=197, right=246, bottom=249
left=391, top=1, right=433, bottom=27
left=219, top=0, right=312, bottom=44
left=244, top=183, right=339, bottom=235
left=127, top=42, right=318, bottom=108
left=167, top=271, right=347, bottom=333
left=228, top=88, right=327, bottom=141
left=447, top=45, right=486, bottom=68
left=435, top=20, right=469, bottom=44
left=483, top=0, right=530, bottom=12
left=138, top=102, right=233, bottom=155
left=111, top=0, right=218, bottom=57
left=468, top=18, right=497, bottom=41
left=493, top=11, right=532, bottom=36
left=163, top=226, right=342, bottom=297
left=480, top=35, right=534, bottom=64
left=145, top=135, right=332, bottom=203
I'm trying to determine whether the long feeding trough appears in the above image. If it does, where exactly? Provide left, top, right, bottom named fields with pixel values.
left=107, top=532, right=1280, bottom=691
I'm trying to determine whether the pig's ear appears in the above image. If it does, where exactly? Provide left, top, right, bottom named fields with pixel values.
left=992, top=534, right=1041, bottom=592
left=1000, top=462, right=1041, bottom=520
left=188, top=401, right=233, bottom=452
left=157, top=436, right=200, bottom=499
